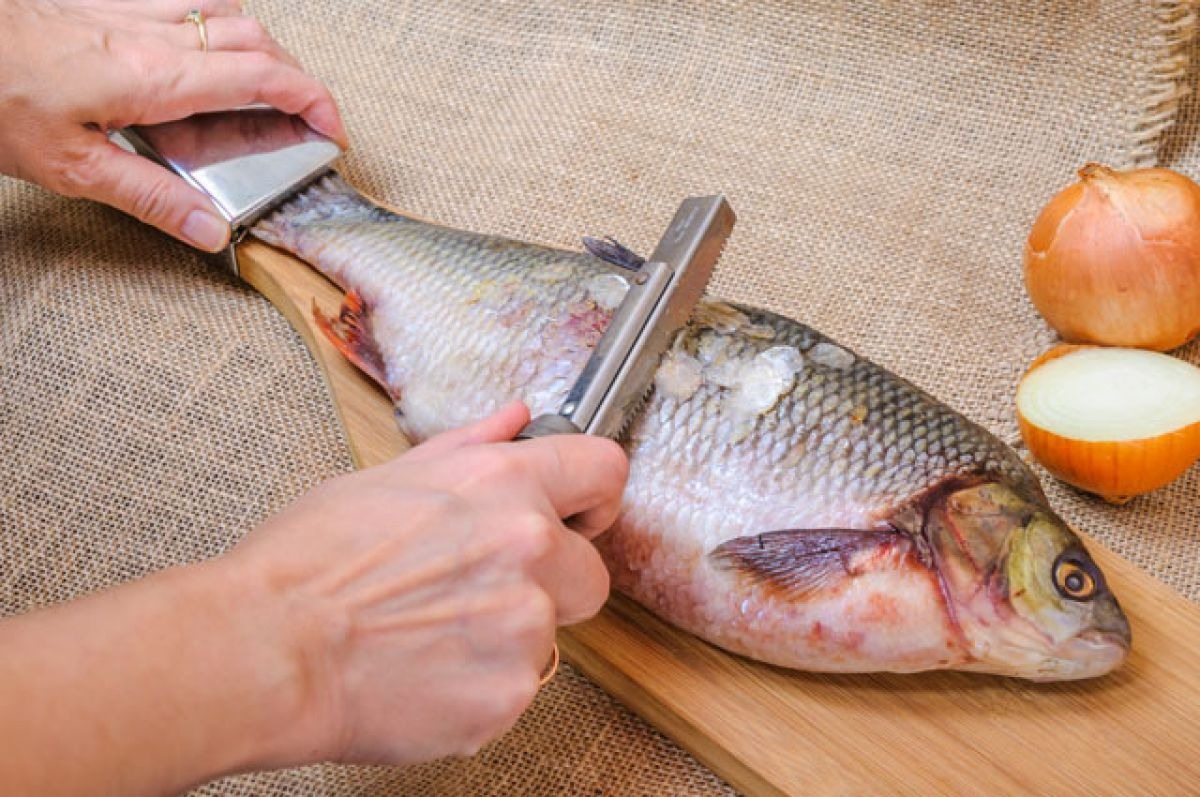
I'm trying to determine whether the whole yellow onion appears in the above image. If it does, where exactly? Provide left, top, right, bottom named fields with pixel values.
left=1023, top=163, right=1200, bottom=351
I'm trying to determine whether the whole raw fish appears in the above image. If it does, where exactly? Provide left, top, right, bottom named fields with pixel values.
left=252, top=175, right=1130, bottom=681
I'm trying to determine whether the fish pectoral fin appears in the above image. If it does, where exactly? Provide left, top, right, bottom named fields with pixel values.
left=582, top=236, right=646, bottom=271
left=312, top=291, right=393, bottom=396
left=710, top=528, right=906, bottom=599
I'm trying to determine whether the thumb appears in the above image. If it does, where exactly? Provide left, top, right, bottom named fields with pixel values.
left=402, top=401, right=531, bottom=462
left=81, top=138, right=231, bottom=252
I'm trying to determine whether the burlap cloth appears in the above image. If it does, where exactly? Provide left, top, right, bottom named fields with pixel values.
left=2, top=2, right=1198, bottom=795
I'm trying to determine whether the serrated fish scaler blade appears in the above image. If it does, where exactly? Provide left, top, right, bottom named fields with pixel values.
left=519, top=195, right=736, bottom=440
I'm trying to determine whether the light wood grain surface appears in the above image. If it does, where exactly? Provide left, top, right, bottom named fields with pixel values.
left=240, top=238, right=1200, bottom=797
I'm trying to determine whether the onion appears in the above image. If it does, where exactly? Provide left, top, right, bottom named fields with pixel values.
left=1024, top=164, right=1200, bottom=351
left=1016, top=345, right=1200, bottom=503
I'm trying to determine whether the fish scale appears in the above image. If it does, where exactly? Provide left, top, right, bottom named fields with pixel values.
left=252, top=174, right=1130, bottom=680
left=639, top=308, right=1037, bottom=520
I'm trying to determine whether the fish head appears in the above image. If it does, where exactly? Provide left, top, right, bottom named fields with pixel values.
left=925, top=481, right=1130, bottom=680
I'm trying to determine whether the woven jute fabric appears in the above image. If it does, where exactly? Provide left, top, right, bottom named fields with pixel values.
left=2, top=2, right=1197, bottom=795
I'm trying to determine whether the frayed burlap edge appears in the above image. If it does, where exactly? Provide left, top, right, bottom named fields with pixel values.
left=1131, top=0, right=1197, bottom=165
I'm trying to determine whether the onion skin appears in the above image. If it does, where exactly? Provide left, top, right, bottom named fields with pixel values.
left=1016, top=345, right=1200, bottom=504
left=1024, top=164, right=1200, bottom=352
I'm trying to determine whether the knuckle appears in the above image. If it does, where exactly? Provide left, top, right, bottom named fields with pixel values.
left=507, top=513, right=556, bottom=562
left=470, top=448, right=524, bottom=484
left=128, top=176, right=177, bottom=224
left=47, top=146, right=104, bottom=198
left=501, top=583, right=555, bottom=635
left=238, top=17, right=271, bottom=47
left=527, top=584, right=556, bottom=625
left=526, top=585, right=557, bottom=627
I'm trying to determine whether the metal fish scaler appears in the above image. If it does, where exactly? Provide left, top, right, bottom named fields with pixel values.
left=253, top=175, right=1130, bottom=681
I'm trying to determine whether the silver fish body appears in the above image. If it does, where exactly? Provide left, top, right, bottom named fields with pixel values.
left=253, top=175, right=1130, bottom=681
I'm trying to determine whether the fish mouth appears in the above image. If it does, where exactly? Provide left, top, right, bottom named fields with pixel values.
left=1032, top=629, right=1130, bottom=681
left=1078, top=626, right=1131, bottom=652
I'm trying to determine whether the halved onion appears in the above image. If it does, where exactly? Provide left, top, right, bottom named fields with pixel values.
left=1016, top=345, right=1200, bottom=503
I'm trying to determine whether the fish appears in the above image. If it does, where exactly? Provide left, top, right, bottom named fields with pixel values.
left=252, top=174, right=1131, bottom=681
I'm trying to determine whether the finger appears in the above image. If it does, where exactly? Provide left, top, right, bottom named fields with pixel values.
left=537, top=527, right=611, bottom=624
left=165, top=16, right=301, bottom=67
left=565, top=483, right=626, bottom=541
left=496, top=435, right=629, bottom=525
left=127, top=0, right=245, bottom=22
left=403, top=402, right=531, bottom=463
left=138, top=50, right=347, bottom=146
left=75, top=137, right=230, bottom=251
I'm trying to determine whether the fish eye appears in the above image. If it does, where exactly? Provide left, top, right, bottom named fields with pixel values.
left=1053, top=555, right=1098, bottom=601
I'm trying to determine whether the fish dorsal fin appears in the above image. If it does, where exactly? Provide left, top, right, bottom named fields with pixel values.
left=582, top=236, right=645, bottom=271
left=710, top=528, right=908, bottom=599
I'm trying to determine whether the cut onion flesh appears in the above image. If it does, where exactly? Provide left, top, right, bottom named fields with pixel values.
left=1019, top=348, right=1200, bottom=440
left=1016, top=346, right=1200, bottom=502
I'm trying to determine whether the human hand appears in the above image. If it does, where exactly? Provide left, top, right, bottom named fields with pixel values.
left=0, top=403, right=626, bottom=794
left=0, top=0, right=346, bottom=251
left=225, top=401, right=629, bottom=766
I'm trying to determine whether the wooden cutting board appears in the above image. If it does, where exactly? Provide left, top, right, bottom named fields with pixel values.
left=238, top=237, right=1200, bottom=797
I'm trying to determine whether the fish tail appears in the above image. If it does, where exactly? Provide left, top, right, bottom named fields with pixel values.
left=313, top=291, right=393, bottom=396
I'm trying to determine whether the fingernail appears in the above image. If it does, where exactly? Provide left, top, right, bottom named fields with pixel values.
left=181, top=210, right=229, bottom=252
left=319, top=124, right=350, bottom=150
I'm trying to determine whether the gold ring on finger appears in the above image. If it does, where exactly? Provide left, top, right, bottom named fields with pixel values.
left=538, top=643, right=560, bottom=687
left=184, top=9, right=209, bottom=52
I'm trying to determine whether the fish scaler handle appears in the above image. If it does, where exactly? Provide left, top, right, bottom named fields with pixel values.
left=111, top=106, right=344, bottom=277
left=517, top=194, right=735, bottom=441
